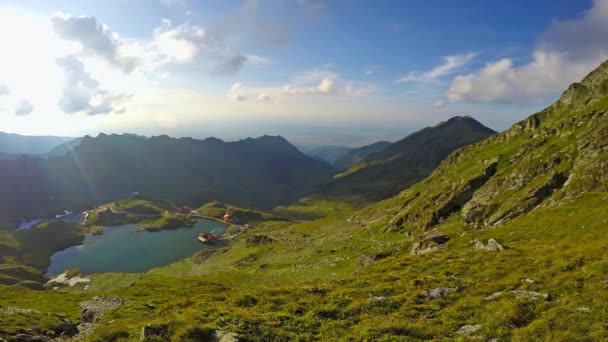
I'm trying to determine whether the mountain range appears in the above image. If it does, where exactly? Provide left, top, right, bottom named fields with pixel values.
left=0, top=134, right=331, bottom=226
left=2, top=59, right=608, bottom=342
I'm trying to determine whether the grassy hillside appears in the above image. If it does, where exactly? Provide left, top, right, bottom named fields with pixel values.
left=1, top=193, right=608, bottom=340
left=0, top=221, right=85, bottom=289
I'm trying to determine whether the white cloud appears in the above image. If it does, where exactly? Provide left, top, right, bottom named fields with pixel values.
left=226, top=67, right=379, bottom=102
left=0, top=84, right=9, bottom=96
left=397, top=52, right=476, bottom=83
left=57, top=55, right=129, bottom=115
left=316, top=78, right=336, bottom=94
left=150, top=20, right=269, bottom=76
left=15, top=99, right=34, bottom=116
left=51, top=14, right=138, bottom=73
left=445, top=0, right=608, bottom=104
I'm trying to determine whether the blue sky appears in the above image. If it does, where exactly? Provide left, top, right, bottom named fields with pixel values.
left=0, top=0, right=606, bottom=145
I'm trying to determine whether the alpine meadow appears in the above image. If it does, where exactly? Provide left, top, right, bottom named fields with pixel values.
left=1, top=1, right=608, bottom=341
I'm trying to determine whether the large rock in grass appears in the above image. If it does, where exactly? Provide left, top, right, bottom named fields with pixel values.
left=474, top=238, right=505, bottom=251
left=425, top=287, right=461, bottom=300
left=80, top=296, right=126, bottom=323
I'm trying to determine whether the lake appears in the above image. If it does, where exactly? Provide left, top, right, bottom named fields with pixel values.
left=47, top=218, right=227, bottom=275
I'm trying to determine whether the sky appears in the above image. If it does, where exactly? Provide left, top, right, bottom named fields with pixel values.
left=0, top=0, right=607, bottom=146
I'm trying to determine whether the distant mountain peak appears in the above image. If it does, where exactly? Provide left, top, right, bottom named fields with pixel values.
left=434, top=115, right=484, bottom=128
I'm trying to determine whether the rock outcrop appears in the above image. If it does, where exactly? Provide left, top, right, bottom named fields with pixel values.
left=80, top=296, right=126, bottom=323
left=474, top=238, right=505, bottom=251
left=410, top=233, right=450, bottom=255
left=425, top=287, right=461, bottom=300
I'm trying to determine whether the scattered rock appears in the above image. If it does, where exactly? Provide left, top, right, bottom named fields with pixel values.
left=411, top=233, right=450, bottom=255
left=474, top=238, right=505, bottom=251
left=511, top=290, right=549, bottom=301
left=425, top=287, right=461, bottom=300
left=144, top=303, right=156, bottom=310
left=521, top=278, right=536, bottom=284
left=80, top=295, right=126, bottom=323
left=421, top=233, right=450, bottom=244
left=484, top=292, right=504, bottom=301
left=576, top=307, right=591, bottom=313
left=74, top=322, right=96, bottom=339
left=367, top=294, right=390, bottom=303
left=245, top=234, right=275, bottom=247
left=213, top=330, right=239, bottom=342
left=0, top=307, right=39, bottom=315
left=52, top=320, right=79, bottom=336
left=457, top=324, right=482, bottom=335
left=410, top=242, right=443, bottom=255
left=140, top=324, right=170, bottom=341
left=356, top=252, right=391, bottom=271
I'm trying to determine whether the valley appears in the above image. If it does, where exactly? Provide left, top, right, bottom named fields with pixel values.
left=2, top=2, right=608, bottom=341
left=1, top=38, right=608, bottom=342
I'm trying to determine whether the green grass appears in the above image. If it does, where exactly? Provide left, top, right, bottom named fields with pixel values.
left=1, top=193, right=608, bottom=340
left=198, top=201, right=288, bottom=224
left=138, top=213, right=195, bottom=232
left=272, top=196, right=364, bottom=220
left=13, top=221, right=85, bottom=270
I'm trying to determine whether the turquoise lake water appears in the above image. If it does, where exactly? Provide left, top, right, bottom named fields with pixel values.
left=46, top=219, right=226, bottom=275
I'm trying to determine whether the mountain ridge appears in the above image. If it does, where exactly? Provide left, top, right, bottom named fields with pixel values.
left=354, top=58, right=608, bottom=232
left=323, top=116, right=496, bottom=200
left=0, top=134, right=331, bottom=226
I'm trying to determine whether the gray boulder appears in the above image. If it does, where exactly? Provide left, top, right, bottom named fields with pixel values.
left=426, top=287, right=460, bottom=300
left=214, top=330, right=239, bottom=342
left=457, top=324, right=482, bottom=335
left=80, top=296, right=126, bottom=323
left=511, top=290, right=549, bottom=301
left=52, top=320, right=79, bottom=336
left=410, top=242, right=443, bottom=255
left=474, top=238, right=505, bottom=251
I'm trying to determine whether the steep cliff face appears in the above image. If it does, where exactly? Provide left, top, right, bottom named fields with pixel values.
left=355, top=59, right=608, bottom=232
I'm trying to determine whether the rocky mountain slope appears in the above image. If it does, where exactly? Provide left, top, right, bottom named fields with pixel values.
left=0, top=134, right=331, bottom=226
left=355, top=59, right=608, bottom=232
left=323, top=116, right=496, bottom=200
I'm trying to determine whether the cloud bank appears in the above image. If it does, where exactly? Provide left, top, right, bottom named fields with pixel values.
left=445, top=0, right=608, bottom=105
